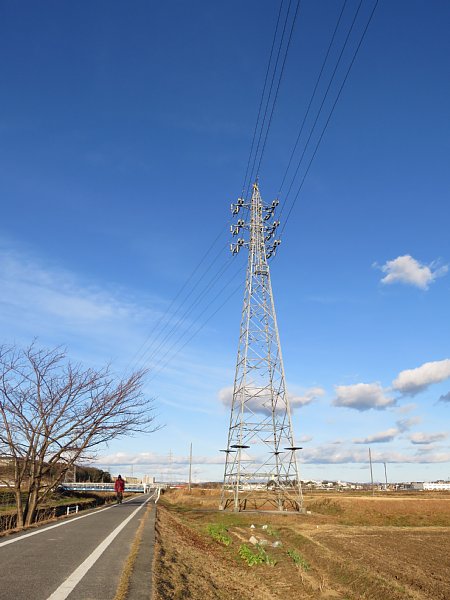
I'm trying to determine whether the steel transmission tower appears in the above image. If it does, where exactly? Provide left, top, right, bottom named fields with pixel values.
left=220, top=182, right=303, bottom=512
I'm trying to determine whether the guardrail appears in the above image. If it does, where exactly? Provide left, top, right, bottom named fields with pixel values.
left=59, top=482, right=169, bottom=493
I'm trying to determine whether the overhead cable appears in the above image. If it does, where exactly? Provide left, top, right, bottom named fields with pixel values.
left=280, top=0, right=364, bottom=214
left=255, top=0, right=302, bottom=178
left=147, top=279, right=242, bottom=383
left=123, top=228, right=227, bottom=376
left=246, top=0, right=301, bottom=200
left=278, top=0, right=348, bottom=196
left=241, top=0, right=285, bottom=198
left=279, top=0, right=379, bottom=238
left=140, top=256, right=235, bottom=369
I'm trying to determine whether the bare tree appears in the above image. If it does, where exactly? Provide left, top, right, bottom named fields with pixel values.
left=0, top=343, right=158, bottom=527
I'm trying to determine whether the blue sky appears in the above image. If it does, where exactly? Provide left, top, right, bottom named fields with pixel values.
left=1, top=1, right=449, bottom=483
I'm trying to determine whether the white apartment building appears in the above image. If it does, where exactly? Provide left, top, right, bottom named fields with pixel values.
left=411, top=481, right=450, bottom=491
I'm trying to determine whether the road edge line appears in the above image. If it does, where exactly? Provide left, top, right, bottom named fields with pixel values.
left=46, top=496, right=152, bottom=600
left=0, top=495, right=139, bottom=548
left=113, top=504, right=152, bottom=600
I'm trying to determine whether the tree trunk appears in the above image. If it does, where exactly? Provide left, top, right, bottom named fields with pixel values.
left=23, top=489, right=36, bottom=527
left=24, top=474, right=43, bottom=527
left=15, top=489, right=24, bottom=529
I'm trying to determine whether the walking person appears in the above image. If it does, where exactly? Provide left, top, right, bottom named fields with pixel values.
left=114, top=474, right=125, bottom=504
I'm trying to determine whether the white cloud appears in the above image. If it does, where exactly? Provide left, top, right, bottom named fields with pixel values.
left=99, top=444, right=450, bottom=473
left=218, top=385, right=324, bottom=415
left=289, top=387, right=325, bottom=408
left=0, top=244, right=196, bottom=375
left=409, top=432, right=448, bottom=445
left=97, top=451, right=224, bottom=467
left=298, top=435, right=313, bottom=443
left=396, top=417, right=421, bottom=432
left=300, top=445, right=450, bottom=464
left=353, top=428, right=399, bottom=444
left=0, top=251, right=139, bottom=323
left=218, top=386, right=234, bottom=407
left=353, top=417, right=420, bottom=444
left=393, top=359, right=450, bottom=396
left=396, top=403, right=417, bottom=415
left=332, top=383, right=395, bottom=411
left=376, top=255, right=447, bottom=289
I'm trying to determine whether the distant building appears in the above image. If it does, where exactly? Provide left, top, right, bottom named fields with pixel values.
left=411, top=481, right=450, bottom=491
left=125, top=476, right=140, bottom=485
left=142, top=475, right=155, bottom=484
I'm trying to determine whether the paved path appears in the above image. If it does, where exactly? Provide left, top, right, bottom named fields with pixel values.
left=0, top=495, right=155, bottom=600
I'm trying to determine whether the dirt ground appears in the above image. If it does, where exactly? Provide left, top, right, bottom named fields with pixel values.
left=152, top=489, right=450, bottom=600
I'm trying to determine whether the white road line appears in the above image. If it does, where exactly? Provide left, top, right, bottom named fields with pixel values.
left=0, top=495, right=139, bottom=548
left=46, top=496, right=151, bottom=600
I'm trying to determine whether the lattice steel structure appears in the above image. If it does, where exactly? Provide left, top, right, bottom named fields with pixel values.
left=220, top=182, right=303, bottom=512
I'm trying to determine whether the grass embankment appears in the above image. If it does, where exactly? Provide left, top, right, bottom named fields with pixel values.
left=163, top=487, right=450, bottom=526
left=153, top=488, right=450, bottom=600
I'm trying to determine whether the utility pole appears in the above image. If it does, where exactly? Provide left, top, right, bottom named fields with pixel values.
left=369, top=448, right=374, bottom=496
left=188, top=442, right=193, bottom=492
left=220, top=182, right=303, bottom=513
left=168, top=449, right=173, bottom=484
left=384, top=461, right=388, bottom=489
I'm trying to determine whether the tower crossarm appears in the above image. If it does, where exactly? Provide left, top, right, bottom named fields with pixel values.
left=229, top=184, right=282, bottom=258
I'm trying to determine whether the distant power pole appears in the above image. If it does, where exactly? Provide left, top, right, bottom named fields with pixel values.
left=384, top=461, right=388, bottom=488
left=369, top=448, right=374, bottom=496
left=168, top=449, right=173, bottom=483
left=220, top=182, right=303, bottom=513
left=188, top=442, right=193, bottom=492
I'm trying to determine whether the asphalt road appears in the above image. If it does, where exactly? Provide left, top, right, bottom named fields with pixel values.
left=0, top=494, right=155, bottom=600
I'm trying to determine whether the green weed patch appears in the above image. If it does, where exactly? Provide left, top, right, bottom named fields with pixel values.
left=207, top=523, right=232, bottom=546
left=287, top=548, right=310, bottom=570
left=238, top=544, right=276, bottom=567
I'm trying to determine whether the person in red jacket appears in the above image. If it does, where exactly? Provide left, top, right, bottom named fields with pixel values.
left=114, top=474, right=125, bottom=504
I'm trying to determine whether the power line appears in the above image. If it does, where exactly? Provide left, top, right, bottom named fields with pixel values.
left=280, top=0, right=364, bottom=214
left=279, top=0, right=379, bottom=238
left=278, top=0, right=348, bottom=196
left=241, top=0, right=285, bottom=197
left=124, top=4, right=291, bottom=379
left=129, top=0, right=360, bottom=381
left=123, top=228, right=227, bottom=376
left=141, top=256, right=236, bottom=370
left=144, top=1, right=379, bottom=380
left=147, top=277, right=243, bottom=383
left=127, top=221, right=241, bottom=374
left=255, top=0, right=302, bottom=178
left=246, top=0, right=299, bottom=200
left=129, top=250, right=234, bottom=375
left=147, top=267, right=240, bottom=379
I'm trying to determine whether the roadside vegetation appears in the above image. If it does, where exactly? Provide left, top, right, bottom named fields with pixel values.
left=0, top=487, right=120, bottom=534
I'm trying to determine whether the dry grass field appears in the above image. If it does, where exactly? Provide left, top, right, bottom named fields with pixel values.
left=152, top=488, right=450, bottom=600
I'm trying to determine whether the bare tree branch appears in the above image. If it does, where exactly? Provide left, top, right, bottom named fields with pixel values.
left=0, top=343, right=159, bottom=526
